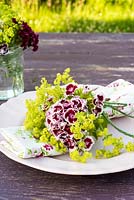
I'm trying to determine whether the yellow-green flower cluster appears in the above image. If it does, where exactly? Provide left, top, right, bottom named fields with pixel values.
left=70, top=113, right=96, bottom=139
left=54, top=68, right=74, bottom=86
left=125, top=142, right=134, bottom=152
left=0, top=3, right=21, bottom=47
left=69, top=112, right=109, bottom=162
left=70, top=150, right=92, bottom=163
left=96, top=136, right=124, bottom=159
left=24, top=68, right=74, bottom=153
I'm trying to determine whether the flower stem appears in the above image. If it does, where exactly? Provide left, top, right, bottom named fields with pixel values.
left=102, top=112, right=134, bottom=138
left=105, top=104, right=134, bottom=119
left=104, top=102, right=127, bottom=106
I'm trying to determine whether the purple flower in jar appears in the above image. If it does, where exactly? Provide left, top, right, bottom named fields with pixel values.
left=12, top=19, right=39, bottom=52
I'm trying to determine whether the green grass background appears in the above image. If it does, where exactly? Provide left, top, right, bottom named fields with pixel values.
left=4, top=0, right=134, bottom=32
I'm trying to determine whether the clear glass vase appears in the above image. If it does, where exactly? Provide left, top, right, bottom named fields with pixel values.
left=0, top=47, right=24, bottom=100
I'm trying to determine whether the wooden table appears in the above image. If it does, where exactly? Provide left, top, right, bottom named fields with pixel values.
left=0, top=33, right=134, bottom=200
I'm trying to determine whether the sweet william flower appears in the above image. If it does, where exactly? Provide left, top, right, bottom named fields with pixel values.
left=64, top=108, right=77, bottom=124
left=64, top=125, right=73, bottom=135
left=84, top=136, right=94, bottom=150
left=92, top=94, right=104, bottom=116
left=66, top=83, right=78, bottom=95
left=63, top=138, right=76, bottom=149
left=45, top=96, right=88, bottom=153
left=43, top=144, right=53, bottom=151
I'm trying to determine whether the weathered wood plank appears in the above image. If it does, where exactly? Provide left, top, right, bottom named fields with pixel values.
left=0, top=33, right=134, bottom=200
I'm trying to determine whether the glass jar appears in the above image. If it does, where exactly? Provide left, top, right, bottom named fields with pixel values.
left=0, top=47, right=24, bottom=100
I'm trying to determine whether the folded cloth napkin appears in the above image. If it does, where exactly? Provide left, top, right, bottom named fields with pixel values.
left=0, top=126, right=62, bottom=158
left=0, top=79, right=134, bottom=159
left=91, top=79, right=134, bottom=118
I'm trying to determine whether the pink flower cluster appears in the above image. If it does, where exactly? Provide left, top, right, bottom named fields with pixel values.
left=46, top=97, right=87, bottom=148
left=45, top=83, right=95, bottom=153
left=92, top=94, right=104, bottom=116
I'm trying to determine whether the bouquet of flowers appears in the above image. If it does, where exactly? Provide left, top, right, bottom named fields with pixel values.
left=0, top=2, right=39, bottom=54
left=0, top=2, right=39, bottom=100
left=23, top=68, right=134, bottom=162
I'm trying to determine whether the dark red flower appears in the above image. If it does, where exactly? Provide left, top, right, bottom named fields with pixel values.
left=47, top=118, right=51, bottom=125
left=52, top=129, right=64, bottom=137
left=36, top=153, right=43, bottom=158
left=97, top=94, right=104, bottom=102
left=53, top=104, right=63, bottom=113
left=66, top=83, right=78, bottom=95
left=92, top=106, right=102, bottom=116
left=12, top=19, right=39, bottom=51
left=64, top=108, right=77, bottom=124
left=64, top=125, right=73, bottom=135
left=60, top=99, right=72, bottom=110
left=92, top=94, right=104, bottom=116
left=64, top=138, right=75, bottom=149
left=84, top=137, right=94, bottom=150
left=43, top=144, right=53, bottom=151
left=72, top=98, right=82, bottom=109
left=52, top=113, right=61, bottom=121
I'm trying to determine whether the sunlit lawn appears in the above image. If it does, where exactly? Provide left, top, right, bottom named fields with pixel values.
left=11, top=0, right=134, bottom=32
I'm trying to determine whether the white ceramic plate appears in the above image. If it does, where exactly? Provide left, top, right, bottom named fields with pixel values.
left=0, top=91, right=134, bottom=175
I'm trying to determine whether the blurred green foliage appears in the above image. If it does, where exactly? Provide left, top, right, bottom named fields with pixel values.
left=2, top=0, right=134, bottom=32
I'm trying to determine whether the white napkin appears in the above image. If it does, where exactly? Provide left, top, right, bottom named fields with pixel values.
left=92, top=79, right=134, bottom=118
left=0, top=126, right=61, bottom=158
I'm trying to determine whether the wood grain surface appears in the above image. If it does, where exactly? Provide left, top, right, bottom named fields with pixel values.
left=0, top=33, right=134, bottom=200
